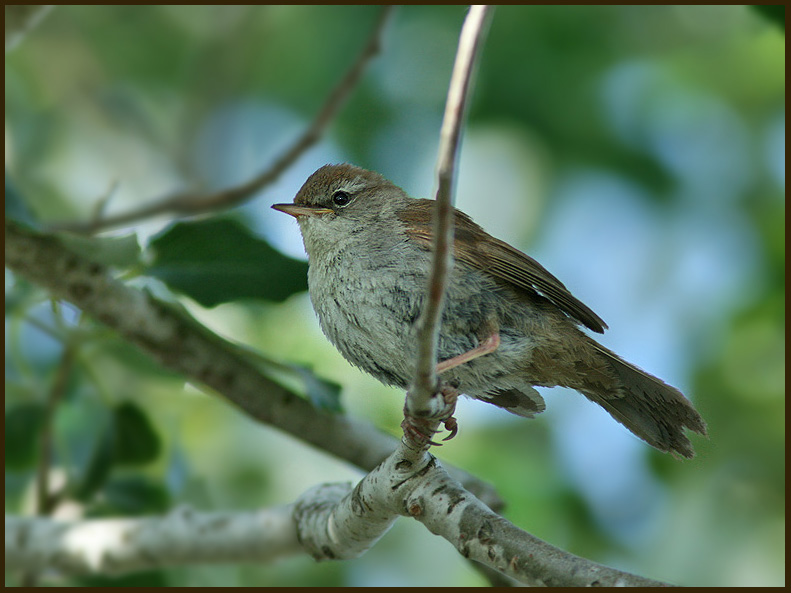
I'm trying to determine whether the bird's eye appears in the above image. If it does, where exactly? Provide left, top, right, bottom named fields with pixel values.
left=332, top=191, right=351, bottom=207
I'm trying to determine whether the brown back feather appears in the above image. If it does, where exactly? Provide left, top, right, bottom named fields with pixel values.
left=398, top=200, right=608, bottom=333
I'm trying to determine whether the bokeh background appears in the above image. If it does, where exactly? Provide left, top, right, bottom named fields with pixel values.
left=5, top=5, right=784, bottom=587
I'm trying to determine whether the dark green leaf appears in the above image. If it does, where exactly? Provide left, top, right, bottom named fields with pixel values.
left=227, top=341, right=344, bottom=413
left=752, top=5, right=785, bottom=30
left=290, top=364, right=343, bottom=413
left=113, top=401, right=161, bottom=465
left=99, top=475, right=170, bottom=515
left=147, top=218, right=308, bottom=307
left=5, top=403, right=46, bottom=469
left=74, top=427, right=114, bottom=501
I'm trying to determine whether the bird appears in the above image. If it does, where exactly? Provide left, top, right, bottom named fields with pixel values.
left=272, top=163, right=707, bottom=458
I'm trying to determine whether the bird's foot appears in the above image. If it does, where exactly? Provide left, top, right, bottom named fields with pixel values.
left=401, top=414, right=443, bottom=447
left=401, top=384, right=460, bottom=446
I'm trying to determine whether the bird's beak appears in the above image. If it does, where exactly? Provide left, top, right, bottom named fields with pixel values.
left=271, top=203, right=334, bottom=219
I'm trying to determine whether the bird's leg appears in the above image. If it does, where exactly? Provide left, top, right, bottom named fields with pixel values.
left=403, top=333, right=500, bottom=446
left=436, top=332, right=500, bottom=374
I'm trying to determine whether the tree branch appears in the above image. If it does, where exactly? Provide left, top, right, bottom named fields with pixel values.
left=294, top=454, right=674, bottom=586
left=4, top=219, right=503, bottom=512
left=48, top=6, right=394, bottom=235
left=7, top=457, right=673, bottom=586
left=6, top=448, right=670, bottom=585
left=5, top=506, right=301, bottom=575
left=405, top=6, right=491, bottom=440
left=35, top=337, right=77, bottom=516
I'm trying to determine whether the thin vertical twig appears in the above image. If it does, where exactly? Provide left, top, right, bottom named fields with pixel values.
left=22, top=338, right=76, bottom=587
left=35, top=343, right=76, bottom=515
left=406, top=6, right=492, bottom=425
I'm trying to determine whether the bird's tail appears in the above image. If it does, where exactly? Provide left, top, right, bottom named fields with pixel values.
left=578, top=340, right=707, bottom=458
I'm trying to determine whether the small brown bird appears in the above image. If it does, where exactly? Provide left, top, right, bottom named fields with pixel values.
left=273, top=164, right=706, bottom=458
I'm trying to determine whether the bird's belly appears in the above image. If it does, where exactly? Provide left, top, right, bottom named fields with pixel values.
left=308, top=252, right=535, bottom=392
left=309, top=261, right=422, bottom=386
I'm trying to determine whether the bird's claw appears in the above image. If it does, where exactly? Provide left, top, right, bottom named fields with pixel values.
left=401, top=415, right=443, bottom=446
left=402, top=384, right=460, bottom=446
left=441, top=416, right=458, bottom=441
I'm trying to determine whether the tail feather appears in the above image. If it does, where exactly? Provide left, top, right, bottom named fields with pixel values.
left=583, top=342, right=707, bottom=458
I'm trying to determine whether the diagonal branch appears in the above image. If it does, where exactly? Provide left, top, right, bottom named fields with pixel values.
left=4, top=219, right=503, bottom=511
left=49, top=6, right=394, bottom=235
left=293, top=456, right=673, bottom=586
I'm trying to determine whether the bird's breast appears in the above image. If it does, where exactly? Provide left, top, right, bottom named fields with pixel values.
left=305, top=239, right=540, bottom=392
left=307, top=241, right=427, bottom=386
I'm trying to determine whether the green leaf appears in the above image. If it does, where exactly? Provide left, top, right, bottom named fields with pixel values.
left=752, top=5, right=785, bottom=30
left=5, top=403, right=46, bottom=469
left=74, top=426, right=114, bottom=501
left=98, top=475, right=170, bottom=516
left=4, top=276, right=39, bottom=315
left=146, top=218, right=308, bottom=307
left=227, top=341, right=344, bottom=413
left=112, top=401, right=162, bottom=465
left=72, top=402, right=161, bottom=501
left=289, top=364, right=343, bottom=413
left=87, top=336, right=186, bottom=381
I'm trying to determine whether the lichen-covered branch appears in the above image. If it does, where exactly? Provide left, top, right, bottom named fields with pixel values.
left=5, top=506, right=301, bottom=575
left=294, top=483, right=397, bottom=561
left=293, top=450, right=673, bottom=586
left=6, top=447, right=671, bottom=586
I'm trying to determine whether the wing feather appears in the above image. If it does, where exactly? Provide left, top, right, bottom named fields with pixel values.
left=399, top=200, right=607, bottom=333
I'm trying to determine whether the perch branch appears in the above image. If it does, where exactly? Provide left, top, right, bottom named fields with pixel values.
left=405, top=5, right=491, bottom=446
left=7, top=460, right=673, bottom=586
left=293, top=453, right=673, bottom=586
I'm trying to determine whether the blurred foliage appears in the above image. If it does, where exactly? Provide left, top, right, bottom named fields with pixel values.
left=5, top=402, right=46, bottom=469
left=752, top=5, right=785, bottom=30
left=5, top=5, right=784, bottom=587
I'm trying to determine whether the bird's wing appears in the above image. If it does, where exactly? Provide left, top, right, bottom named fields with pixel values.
left=398, top=199, right=608, bottom=333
